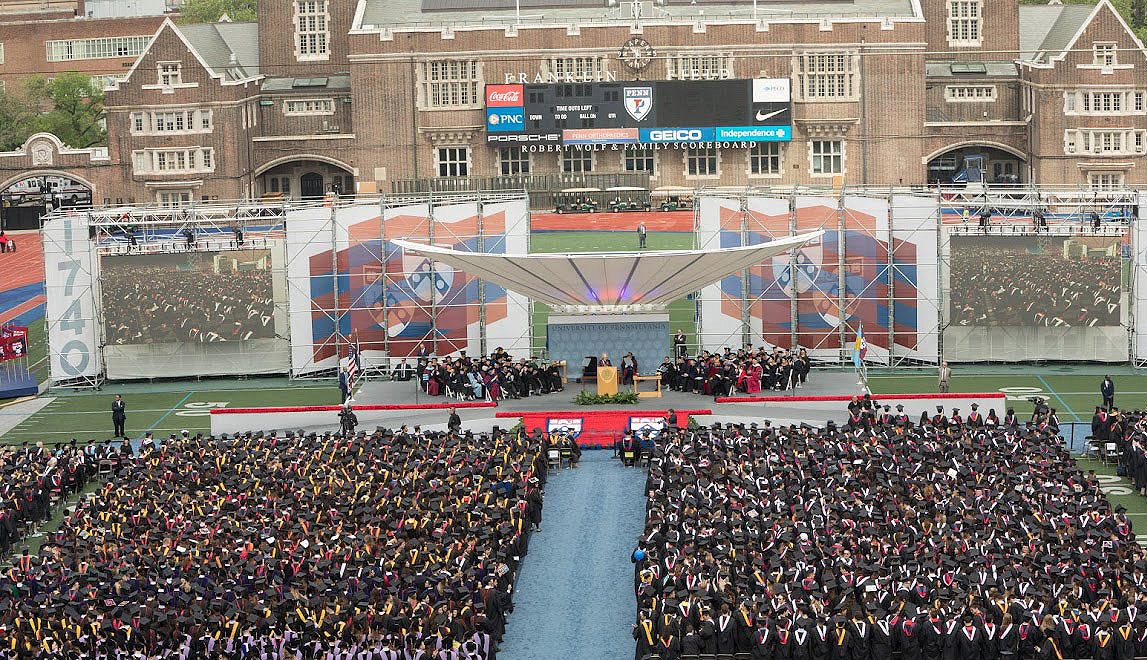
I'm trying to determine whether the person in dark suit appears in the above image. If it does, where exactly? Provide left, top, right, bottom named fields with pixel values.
left=111, top=394, right=126, bottom=440
left=338, top=366, right=350, bottom=403
left=1102, top=375, right=1115, bottom=410
left=447, top=407, right=461, bottom=432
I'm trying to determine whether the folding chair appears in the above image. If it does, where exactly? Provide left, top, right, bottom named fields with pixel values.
left=622, top=449, right=636, bottom=466
left=547, top=448, right=561, bottom=470
left=559, top=446, right=573, bottom=467
left=1106, top=442, right=1120, bottom=466
left=98, top=460, right=113, bottom=481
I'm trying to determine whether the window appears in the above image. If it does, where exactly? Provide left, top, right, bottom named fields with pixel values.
left=945, top=85, right=997, bottom=102
left=436, top=147, right=469, bottom=177
left=810, top=140, right=844, bottom=175
left=498, top=148, right=530, bottom=175
left=158, top=63, right=182, bottom=87
left=128, top=109, right=212, bottom=135
left=1136, top=92, right=1145, bottom=112
left=1069, top=129, right=1147, bottom=155
left=685, top=146, right=718, bottom=177
left=562, top=147, right=593, bottom=173
left=0, top=43, right=5, bottom=65
left=1093, top=43, right=1117, bottom=67
left=947, top=0, right=982, bottom=46
left=667, top=53, right=733, bottom=80
left=157, top=190, right=192, bottom=208
left=1089, top=172, right=1125, bottom=190
left=794, top=52, right=858, bottom=101
left=1064, top=92, right=1075, bottom=113
left=295, top=0, right=329, bottom=60
left=132, top=148, right=215, bottom=174
left=90, top=74, right=124, bottom=89
left=623, top=146, right=655, bottom=174
left=1084, top=92, right=1122, bottom=113
left=284, top=98, right=335, bottom=115
left=419, top=60, right=481, bottom=109
left=547, top=56, right=608, bottom=82
left=749, top=143, right=783, bottom=176
left=45, top=36, right=151, bottom=62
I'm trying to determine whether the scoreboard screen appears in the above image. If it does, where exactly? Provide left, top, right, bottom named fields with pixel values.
left=485, top=78, right=791, bottom=145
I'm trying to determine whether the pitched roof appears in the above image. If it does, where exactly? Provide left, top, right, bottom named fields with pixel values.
left=1020, top=2, right=1108, bottom=63
left=357, top=0, right=918, bottom=31
left=177, top=22, right=260, bottom=79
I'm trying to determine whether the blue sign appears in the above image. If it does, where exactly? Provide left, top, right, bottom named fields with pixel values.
left=714, top=125, right=791, bottom=141
left=639, top=127, right=715, bottom=143
left=486, top=107, right=525, bottom=132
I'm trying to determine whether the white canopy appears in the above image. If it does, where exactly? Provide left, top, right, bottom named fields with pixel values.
left=391, top=231, right=823, bottom=308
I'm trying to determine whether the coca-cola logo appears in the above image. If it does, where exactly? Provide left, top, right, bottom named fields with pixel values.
left=488, top=90, right=521, bottom=103
left=486, top=84, right=524, bottom=107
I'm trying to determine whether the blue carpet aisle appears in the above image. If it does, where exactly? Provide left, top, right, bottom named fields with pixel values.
left=499, top=450, right=647, bottom=660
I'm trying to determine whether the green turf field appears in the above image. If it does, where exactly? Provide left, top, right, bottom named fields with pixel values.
left=529, top=231, right=697, bottom=355
left=0, top=379, right=340, bottom=446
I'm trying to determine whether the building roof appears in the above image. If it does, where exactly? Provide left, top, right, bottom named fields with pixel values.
left=1019, top=3, right=1097, bottom=62
left=391, top=232, right=823, bottom=308
left=357, top=0, right=918, bottom=31
left=178, top=21, right=260, bottom=79
left=925, top=61, right=1017, bottom=78
left=261, top=75, right=351, bottom=93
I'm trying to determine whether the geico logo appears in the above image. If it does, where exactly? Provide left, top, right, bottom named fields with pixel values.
left=649, top=129, right=702, bottom=141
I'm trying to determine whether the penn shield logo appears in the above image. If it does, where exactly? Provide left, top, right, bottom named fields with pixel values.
left=547, top=418, right=583, bottom=438
left=624, top=86, right=653, bottom=121
left=629, top=417, right=666, bottom=436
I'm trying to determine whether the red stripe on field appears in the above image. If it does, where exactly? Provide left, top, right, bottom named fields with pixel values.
left=715, top=392, right=1006, bottom=403
left=212, top=402, right=497, bottom=414
left=495, top=409, right=712, bottom=418
left=0, top=295, right=45, bottom=323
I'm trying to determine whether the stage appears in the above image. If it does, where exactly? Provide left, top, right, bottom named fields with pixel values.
left=209, top=374, right=1003, bottom=444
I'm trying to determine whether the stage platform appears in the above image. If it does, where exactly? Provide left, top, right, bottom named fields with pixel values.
left=0, top=368, right=38, bottom=400
left=209, top=374, right=1002, bottom=442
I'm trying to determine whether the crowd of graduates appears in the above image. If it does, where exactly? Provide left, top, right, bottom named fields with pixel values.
left=0, top=426, right=547, bottom=659
left=657, top=347, right=811, bottom=398
left=0, top=442, right=103, bottom=557
left=633, top=405, right=1139, bottom=660
left=101, top=263, right=276, bottom=345
left=405, top=347, right=563, bottom=401
left=950, top=244, right=1120, bottom=327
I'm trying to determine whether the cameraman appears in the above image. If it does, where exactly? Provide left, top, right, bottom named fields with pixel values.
left=338, top=403, right=358, bottom=437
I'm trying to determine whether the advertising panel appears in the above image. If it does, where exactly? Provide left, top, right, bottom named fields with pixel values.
left=486, top=78, right=792, bottom=145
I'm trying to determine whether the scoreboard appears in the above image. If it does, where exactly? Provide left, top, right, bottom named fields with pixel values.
left=485, top=78, right=792, bottom=145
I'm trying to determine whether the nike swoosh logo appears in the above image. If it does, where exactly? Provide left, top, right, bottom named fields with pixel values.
left=756, top=109, right=785, bottom=121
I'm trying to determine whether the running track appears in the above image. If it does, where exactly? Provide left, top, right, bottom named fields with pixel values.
left=0, top=231, right=45, bottom=325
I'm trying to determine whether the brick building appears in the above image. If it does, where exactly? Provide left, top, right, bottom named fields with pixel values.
left=1, top=0, right=1144, bottom=205
left=0, top=0, right=165, bottom=94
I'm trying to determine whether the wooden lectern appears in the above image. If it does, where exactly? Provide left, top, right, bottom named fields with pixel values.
left=597, top=366, right=618, bottom=395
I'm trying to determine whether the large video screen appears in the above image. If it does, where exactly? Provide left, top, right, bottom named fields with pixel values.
left=101, top=250, right=276, bottom=345
left=950, top=236, right=1121, bottom=327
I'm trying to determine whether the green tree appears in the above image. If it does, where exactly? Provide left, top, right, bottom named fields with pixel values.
left=25, top=73, right=106, bottom=148
left=0, top=90, right=35, bottom=152
left=177, top=0, right=257, bottom=23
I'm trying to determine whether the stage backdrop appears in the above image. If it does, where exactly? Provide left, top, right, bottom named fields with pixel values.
left=286, top=196, right=530, bottom=377
left=697, top=192, right=939, bottom=365
left=546, top=314, right=670, bottom=381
